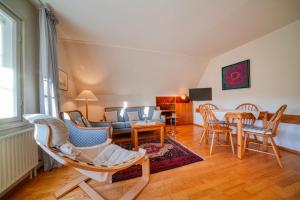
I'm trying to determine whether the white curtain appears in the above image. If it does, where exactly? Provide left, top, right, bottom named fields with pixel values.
left=39, top=4, right=61, bottom=171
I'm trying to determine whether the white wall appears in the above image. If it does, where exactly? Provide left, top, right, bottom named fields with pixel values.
left=194, top=20, right=300, bottom=151
left=57, top=39, right=78, bottom=111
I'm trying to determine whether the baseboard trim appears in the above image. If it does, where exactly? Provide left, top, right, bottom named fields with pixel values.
left=193, top=124, right=203, bottom=128
left=278, top=146, right=300, bottom=155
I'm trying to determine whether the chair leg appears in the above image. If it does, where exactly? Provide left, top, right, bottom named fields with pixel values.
left=270, top=137, right=283, bottom=168
left=224, top=131, right=230, bottom=144
left=262, top=137, right=268, bottom=152
left=243, top=133, right=248, bottom=155
left=271, top=138, right=282, bottom=158
left=246, top=135, right=250, bottom=148
left=229, top=132, right=235, bottom=155
left=254, top=135, right=258, bottom=143
left=205, top=131, right=209, bottom=144
left=200, top=129, right=207, bottom=145
left=210, top=132, right=215, bottom=156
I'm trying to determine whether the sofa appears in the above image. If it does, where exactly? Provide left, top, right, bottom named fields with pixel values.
left=104, top=106, right=165, bottom=134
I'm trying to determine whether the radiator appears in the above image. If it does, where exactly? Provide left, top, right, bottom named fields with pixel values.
left=0, top=128, right=38, bottom=195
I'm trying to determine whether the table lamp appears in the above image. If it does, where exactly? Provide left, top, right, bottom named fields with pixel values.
left=75, top=90, right=98, bottom=119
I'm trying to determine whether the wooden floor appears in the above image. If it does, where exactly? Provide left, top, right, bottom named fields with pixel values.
left=6, top=125, right=300, bottom=200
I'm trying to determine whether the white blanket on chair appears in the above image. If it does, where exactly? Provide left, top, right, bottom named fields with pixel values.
left=59, top=142, right=145, bottom=167
left=94, top=144, right=144, bottom=166
left=60, top=143, right=146, bottom=182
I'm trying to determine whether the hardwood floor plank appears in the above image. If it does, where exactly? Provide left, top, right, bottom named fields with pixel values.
left=5, top=125, right=300, bottom=200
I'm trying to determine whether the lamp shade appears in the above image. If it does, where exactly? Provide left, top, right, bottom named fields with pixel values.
left=75, top=90, right=98, bottom=101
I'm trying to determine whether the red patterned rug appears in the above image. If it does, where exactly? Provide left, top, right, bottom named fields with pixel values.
left=112, top=137, right=203, bottom=182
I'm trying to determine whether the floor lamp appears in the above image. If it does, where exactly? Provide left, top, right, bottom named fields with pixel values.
left=75, top=90, right=98, bottom=119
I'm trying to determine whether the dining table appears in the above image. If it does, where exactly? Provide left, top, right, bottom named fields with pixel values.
left=196, top=108, right=268, bottom=159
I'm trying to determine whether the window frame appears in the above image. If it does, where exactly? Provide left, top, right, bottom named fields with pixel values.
left=0, top=3, right=23, bottom=127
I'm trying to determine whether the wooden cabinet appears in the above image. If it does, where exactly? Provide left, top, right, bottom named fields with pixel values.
left=156, top=96, right=193, bottom=125
left=175, top=102, right=193, bottom=125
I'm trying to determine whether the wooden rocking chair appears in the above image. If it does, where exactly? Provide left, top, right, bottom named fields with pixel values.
left=25, top=114, right=150, bottom=200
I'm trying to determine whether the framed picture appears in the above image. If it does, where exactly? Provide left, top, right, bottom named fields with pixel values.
left=58, top=69, right=68, bottom=91
left=222, top=60, right=250, bottom=90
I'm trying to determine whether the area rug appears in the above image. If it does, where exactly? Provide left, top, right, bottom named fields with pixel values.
left=112, top=137, right=203, bottom=182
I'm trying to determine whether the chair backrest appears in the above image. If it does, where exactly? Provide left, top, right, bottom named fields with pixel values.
left=61, top=112, right=108, bottom=147
left=235, top=103, right=259, bottom=126
left=266, top=104, right=287, bottom=136
left=203, top=103, right=219, bottom=110
left=202, top=105, right=224, bottom=130
left=62, top=110, right=87, bottom=127
left=235, top=103, right=259, bottom=111
left=198, top=104, right=207, bottom=127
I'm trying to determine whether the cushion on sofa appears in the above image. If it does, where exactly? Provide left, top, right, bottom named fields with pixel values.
left=127, top=111, right=140, bottom=121
left=105, top=111, right=118, bottom=122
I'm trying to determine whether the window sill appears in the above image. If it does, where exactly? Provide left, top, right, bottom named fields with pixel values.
left=0, top=121, right=34, bottom=137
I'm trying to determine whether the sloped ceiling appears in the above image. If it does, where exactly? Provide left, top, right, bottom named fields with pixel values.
left=43, top=0, right=300, bottom=95
left=61, top=41, right=207, bottom=95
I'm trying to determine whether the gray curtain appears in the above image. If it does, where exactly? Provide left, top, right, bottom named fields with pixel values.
left=39, top=4, right=60, bottom=117
left=39, top=4, right=61, bottom=171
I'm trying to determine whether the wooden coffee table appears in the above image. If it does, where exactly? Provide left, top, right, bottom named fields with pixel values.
left=130, top=121, right=165, bottom=151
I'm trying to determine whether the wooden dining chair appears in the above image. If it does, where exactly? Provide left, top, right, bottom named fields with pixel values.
left=234, top=103, right=259, bottom=126
left=201, top=105, right=235, bottom=156
left=242, top=104, right=287, bottom=168
left=198, top=104, right=209, bottom=145
left=232, top=103, right=261, bottom=147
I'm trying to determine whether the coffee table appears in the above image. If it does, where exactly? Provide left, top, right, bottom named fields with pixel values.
left=130, top=121, right=165, bottom=151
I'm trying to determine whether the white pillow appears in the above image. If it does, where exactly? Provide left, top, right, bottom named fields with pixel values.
left=127, top=111, right=140, bottom=121
left=105, top=111, right=118, bottom=122
left=35, top=118, right=69, bottom=147
left=152, top=110, right=162, bottom=120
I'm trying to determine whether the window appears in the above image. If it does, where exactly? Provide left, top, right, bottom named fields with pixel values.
left=0, top=4, right=21, bottom=125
